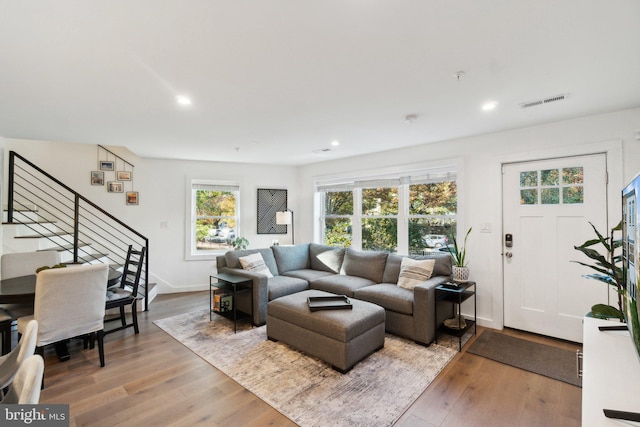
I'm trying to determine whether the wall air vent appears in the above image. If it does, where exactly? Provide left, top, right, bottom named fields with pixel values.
left=520, top=93, right=569, bottom=109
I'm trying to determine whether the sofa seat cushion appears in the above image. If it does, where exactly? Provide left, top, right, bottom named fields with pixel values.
left=272, top=244, right=310, bottom=274
left=354, top=283, right=414, bottom=315
left=268, top=275, right=309, bottom=301
left=309, top=274, right=375, bottom=298
left=283, top=269, right=336, bottom=282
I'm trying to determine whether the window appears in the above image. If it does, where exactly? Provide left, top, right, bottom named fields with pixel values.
left=519, top=167, right=584, bottom=205
left=318, top=170, right=457, bottom=255
left=188, top=180, right=240, bottom=258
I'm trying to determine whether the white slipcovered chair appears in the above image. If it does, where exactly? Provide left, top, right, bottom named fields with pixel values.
left=0, top=251, right=60, bottom=349
left=1, top=251, right=60, bottom=280
left=17, top=264, right=109, bottom=368
left=0, top=355, right=44, bottom=404
left=0, top=319, right=38, bottom=396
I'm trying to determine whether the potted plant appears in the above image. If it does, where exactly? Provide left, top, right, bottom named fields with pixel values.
left=232, top=237, right=249, bottom=250
left=447, top=227, right=472, bottom=282
left=573, top=221, right=624, bottom=320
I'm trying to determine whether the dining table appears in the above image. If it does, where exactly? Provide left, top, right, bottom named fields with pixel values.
left=0, top=267, right=123, bottom=358
left=0, top=267, right=122, bottom=304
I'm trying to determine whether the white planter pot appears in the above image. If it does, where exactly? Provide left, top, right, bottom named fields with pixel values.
left=452, top=266, right=470, bottom=282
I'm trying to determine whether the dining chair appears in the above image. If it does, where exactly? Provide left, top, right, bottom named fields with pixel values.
left=0, top=310, right=11, bottom=356
left=105, top=245, right=146, bottom=335
left=0, top=319, right=37, bottom=396
left=0, top=251, right=60, bottom=333
left=0, top=355, right=44, bottom=404
left=16, top=264, right=109, bottom=367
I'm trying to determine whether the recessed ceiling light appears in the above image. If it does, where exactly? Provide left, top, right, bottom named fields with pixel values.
left=176, top=95, right=192, bottom=106
left=331, top=140, right=340, bottom=147
left=482, top=101, right=498, bottom=111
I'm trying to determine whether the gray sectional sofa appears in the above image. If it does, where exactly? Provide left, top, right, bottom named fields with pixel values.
left=215, top=243, right=454, bottom=345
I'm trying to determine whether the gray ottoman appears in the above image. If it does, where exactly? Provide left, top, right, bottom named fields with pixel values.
left=267, top=289, right=385, bottom=373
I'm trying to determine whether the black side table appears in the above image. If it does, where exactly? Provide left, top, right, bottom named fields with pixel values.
left=210, top=273, right=253, bottom=333
left=435, top=281, right=476, bottom=351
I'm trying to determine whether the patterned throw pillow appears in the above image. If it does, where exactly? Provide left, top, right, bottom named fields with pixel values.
left=397, top=258, right=435, bottom=290
left=239, top=253, right=274, bottom=278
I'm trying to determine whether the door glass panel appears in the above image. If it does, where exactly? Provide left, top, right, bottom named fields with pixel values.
left=520, top=171, right=538, bottom=187
left=541, top=169, right=560, bottom=186
left=562, top=167, right=584, bottom=184
left=563, top=186, right=584, bottom=204
left=521, top=189, right=538, bottom=205
left=541, top=188, right=560, bottom=204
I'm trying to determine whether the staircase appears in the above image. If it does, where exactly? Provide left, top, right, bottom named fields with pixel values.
left=4, top=151, right=154, bottom=310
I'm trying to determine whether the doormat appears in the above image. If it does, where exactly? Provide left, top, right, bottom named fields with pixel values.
left=467, top=330, right=581, bottom=387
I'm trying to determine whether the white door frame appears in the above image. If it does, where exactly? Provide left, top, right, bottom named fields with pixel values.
left=488, top=139, right=624, bottom=332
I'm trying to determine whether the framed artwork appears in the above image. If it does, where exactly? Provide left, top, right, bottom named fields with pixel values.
left=107, top=181, right=123, bottom=193
left=126, top=191, right=139, bottom=205
left=117, top=171, right=132, bottom=181
left=91, top=171, right=104, bottom=186
left=100, top=160, right=114, bottom=171
left=257, top=188, right=288, bottom=234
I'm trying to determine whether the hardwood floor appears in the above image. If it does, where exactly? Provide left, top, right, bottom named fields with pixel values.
left=35, top=292, right=581, bottom=426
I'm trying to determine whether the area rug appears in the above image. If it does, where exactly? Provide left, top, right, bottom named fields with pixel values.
left=154, top=309, right=460, bottom=427
left=467, top=330, right=581, bottom=387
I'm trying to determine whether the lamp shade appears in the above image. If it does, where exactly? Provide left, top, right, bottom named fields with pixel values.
left=276, top=211, right=293, bottom=225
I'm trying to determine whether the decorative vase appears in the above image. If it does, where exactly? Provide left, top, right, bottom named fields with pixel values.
left=452, top=266, right=470, bottom=283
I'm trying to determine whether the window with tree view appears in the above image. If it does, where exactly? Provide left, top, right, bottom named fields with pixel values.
left=190, top=181, right=239, bottom=255
left=319, top=172, right=456, bottom=255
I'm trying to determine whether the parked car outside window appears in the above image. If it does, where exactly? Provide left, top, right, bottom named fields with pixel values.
left=424, top=234, right=448, bottom=248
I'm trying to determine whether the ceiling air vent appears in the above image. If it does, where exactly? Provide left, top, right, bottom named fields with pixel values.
left=312, top=148, right=332, bottom=155
left=520, top=93, right=569, bottom=109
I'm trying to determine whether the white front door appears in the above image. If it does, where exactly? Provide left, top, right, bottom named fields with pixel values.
left=502, top=154, right=608, bottom=342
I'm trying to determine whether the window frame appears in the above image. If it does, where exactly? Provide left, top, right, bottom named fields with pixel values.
left=316, top=166, right=459, bottom=255
left=185, top=179, right=241, bottom=260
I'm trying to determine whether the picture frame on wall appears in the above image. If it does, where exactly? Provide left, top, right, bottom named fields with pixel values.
left=117, top=171, right=132, bottom=181
left=107, top=181, right=123, bottom=193
left=126, top=191, right=139, bottom=205
left=257, top=188, right=288, bottom=234
left=100, top=160, right=115, bottom=171
left=91, top=171, right=104, bottom=186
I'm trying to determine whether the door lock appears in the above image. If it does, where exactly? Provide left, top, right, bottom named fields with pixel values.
left=505, top=233, right=513, bottom=247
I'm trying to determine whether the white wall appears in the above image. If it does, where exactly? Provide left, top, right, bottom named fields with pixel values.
left=298, top=108, right=640, bottom=330
left=3, top=108, right=640, bottom=329
left=2, top=139, right=299, bottom=293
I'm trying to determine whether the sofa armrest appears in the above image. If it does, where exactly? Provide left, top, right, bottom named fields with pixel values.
left=217, top=266, right=269, bottom=326
left=412, top=276, right=449, bottom=345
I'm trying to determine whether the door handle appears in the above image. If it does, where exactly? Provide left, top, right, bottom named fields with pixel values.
left=505, top=252, right=513, bottom=258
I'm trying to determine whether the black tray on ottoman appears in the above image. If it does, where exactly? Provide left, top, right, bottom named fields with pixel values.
left=307, top=295, right=353, bottom=311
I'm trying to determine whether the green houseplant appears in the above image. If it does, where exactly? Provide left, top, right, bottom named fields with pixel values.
left=572, top=221, right=624, bottom=320
left=232, top=237, right=249, bottom=250
left=447, top=227, right=472, bottom=282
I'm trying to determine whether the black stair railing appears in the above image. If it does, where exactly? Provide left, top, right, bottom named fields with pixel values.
left=6, top=151, right=150, bottom=311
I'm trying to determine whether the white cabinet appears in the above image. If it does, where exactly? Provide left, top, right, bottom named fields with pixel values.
left=582, top=317, right=640, bottom=426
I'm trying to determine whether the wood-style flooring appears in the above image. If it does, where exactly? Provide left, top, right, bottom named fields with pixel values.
left=34, top=291, right=581, bottom=426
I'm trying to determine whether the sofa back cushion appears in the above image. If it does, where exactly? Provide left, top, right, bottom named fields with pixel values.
left=272, top=244, right=310, bottom=274
left=309, top=243, right=345, bottom=273
left=225, top=248, right=279, bottom=276
left=341, top=249, right=388, bottom=283
left=383, top=252, right=452, bottom=283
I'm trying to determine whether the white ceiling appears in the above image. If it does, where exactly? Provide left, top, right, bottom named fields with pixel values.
left=1, top=1, right=639, bottom=165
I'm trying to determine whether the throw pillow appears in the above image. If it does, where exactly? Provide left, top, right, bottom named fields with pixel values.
left=239, top=253, right=274, bottom=278
left=397, top=257, right=435, bottom=290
